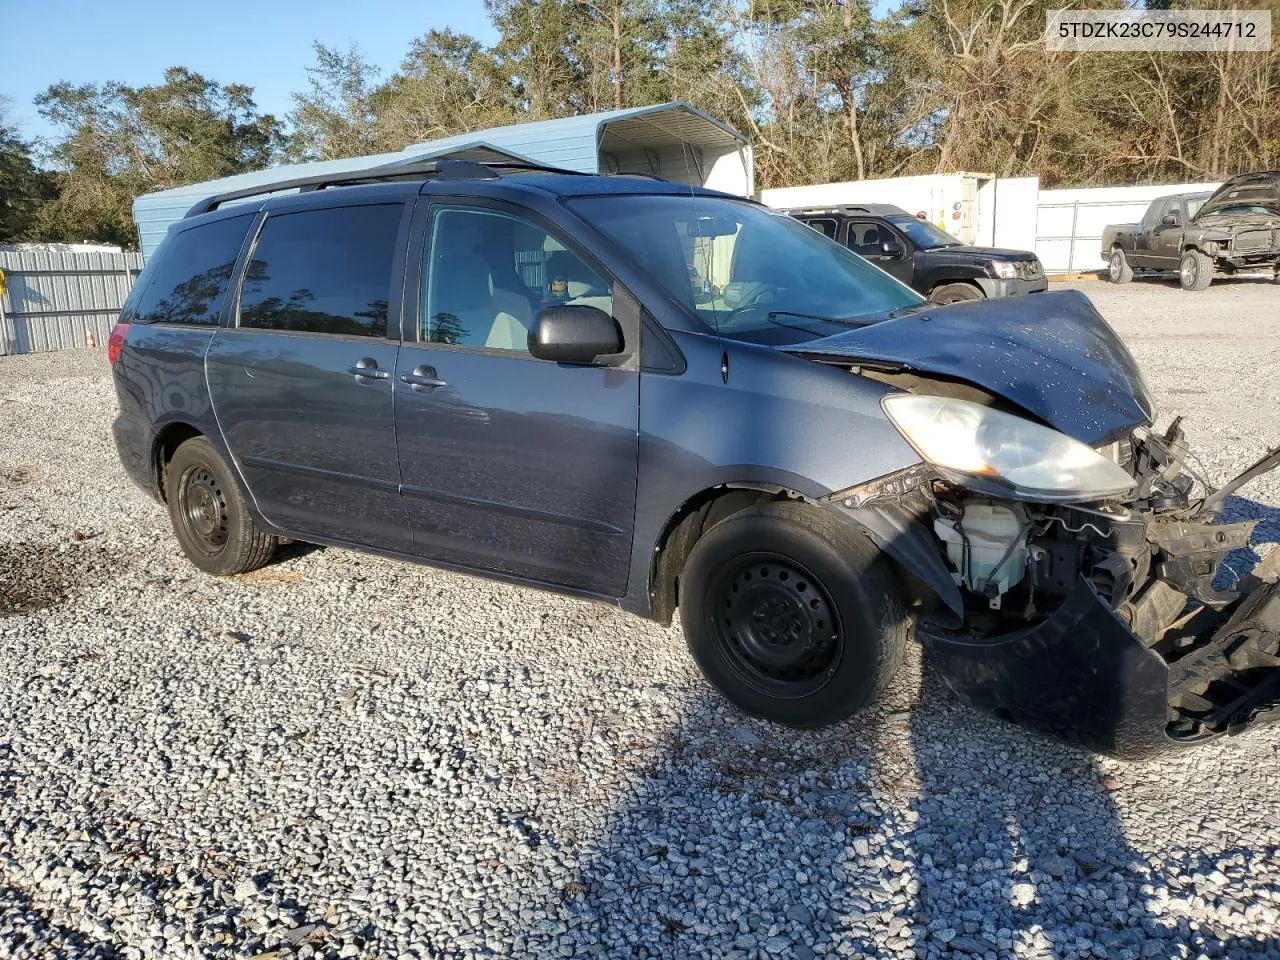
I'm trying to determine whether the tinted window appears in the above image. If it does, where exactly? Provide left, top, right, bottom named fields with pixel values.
left=423, top=207, right=612, bottom=353
left=805, top=218, right=838, bottom=239
left=239, top=204, right=402, bottom=337
left=129, top=214, right=252, bottom=325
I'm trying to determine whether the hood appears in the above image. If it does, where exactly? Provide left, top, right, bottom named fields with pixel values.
left=1198, top=172, right=1280, bottom=217
left=781, top=290, right=1155, bottom=445
left=926, top=245, right=1039, bottom=262
left=1194, top=210, right=1280, bottom=229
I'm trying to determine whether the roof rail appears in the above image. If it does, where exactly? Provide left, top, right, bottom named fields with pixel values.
left=183, top=158, right=510, bottom=219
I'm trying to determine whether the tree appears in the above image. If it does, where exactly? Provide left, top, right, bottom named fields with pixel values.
left=288, top=42, right=382, bottom=160
left=370, top=29, right=516, bottom=148
left=0, top=98, right=57, bottom=242
left=34, top=68, right=283, bottom=245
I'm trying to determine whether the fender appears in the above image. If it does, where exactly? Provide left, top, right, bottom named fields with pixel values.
left=621, top=330, right=923, bottom=616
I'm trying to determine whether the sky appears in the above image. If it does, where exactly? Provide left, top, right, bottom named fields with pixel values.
left=3, top=0, right=499, bottom=141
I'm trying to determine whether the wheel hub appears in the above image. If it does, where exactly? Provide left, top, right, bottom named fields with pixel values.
left=180, top=467, right=229, bottom=552
left=717, top=560, right=839, bottom=685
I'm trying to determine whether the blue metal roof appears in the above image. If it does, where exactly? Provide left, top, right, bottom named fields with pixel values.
left=132, top=103, right=750, bottom=259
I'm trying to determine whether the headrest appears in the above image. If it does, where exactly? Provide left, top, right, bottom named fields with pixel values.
left=433, top=252, right=492, bottom=314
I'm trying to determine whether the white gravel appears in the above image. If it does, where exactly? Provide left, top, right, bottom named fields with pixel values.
left=1, top=279, right=1278, bottom=960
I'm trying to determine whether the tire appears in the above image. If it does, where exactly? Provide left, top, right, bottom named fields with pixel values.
left=164, top=435, right=277, bottom=575
left=930, top=282, right=983, bottom=304
left=1107, top=248, right=1134, bottom=284
left=679, top=501, right=909, bottom=728
left=1179, top=249, right=1213, bottom=291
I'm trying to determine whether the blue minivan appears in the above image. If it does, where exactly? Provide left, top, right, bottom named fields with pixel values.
left=111, top=159, right=1280, bottom=757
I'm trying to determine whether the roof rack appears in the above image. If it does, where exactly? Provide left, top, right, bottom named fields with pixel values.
left=183, top=157, right=584, bottom=219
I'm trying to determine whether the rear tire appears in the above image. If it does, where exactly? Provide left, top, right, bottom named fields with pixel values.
left=930, top=282, right=983, bottom=304
left=165, top=436, right=277, bottom=575
left=1179, top=249, right=1213, bottom=291
left=1108, top=248, right=1134, bottom=283
left=679, top=501, right=908, bottom=728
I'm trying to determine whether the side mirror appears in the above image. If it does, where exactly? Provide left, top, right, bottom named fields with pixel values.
left=528, top=305, right=623, bottom=364
left=881, top=241, right=905, bottom=259
left=1161, top=213, right=1180, bottom=226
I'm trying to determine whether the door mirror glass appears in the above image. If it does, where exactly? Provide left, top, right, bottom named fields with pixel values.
left=1161, top=213, right=1180, bottom=226
left=528, top=305, right=622, bottom=364
left=881, top=240, right=905, bottom=259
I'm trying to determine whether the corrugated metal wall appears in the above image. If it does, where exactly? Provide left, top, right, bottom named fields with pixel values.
left=0, top=247, right=142, bottom=356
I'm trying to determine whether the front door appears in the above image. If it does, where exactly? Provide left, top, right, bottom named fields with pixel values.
left=206, top=200, right=410, bottom=546
left=393, top=201, right=640, bottom=596
left=845, top=219, right=914, bottom=284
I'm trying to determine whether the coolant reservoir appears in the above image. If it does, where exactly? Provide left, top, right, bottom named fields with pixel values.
left=933, top=503, right=1028, bottom=607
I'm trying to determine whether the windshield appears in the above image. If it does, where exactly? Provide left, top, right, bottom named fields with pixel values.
left=1186, top=197, right=1206, bottom=219
left=567, top=195, right=925, bottom=345
left=885, top=214, right=960, bottom=249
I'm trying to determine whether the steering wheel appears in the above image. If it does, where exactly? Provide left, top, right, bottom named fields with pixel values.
left=717, top=284, right=776, bottom=324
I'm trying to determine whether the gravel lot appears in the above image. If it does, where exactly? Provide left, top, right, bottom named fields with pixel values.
left=1, top=278, right=1278, bottom=960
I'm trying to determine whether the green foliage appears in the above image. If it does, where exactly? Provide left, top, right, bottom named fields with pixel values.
left=30, top=68, right=284, bottom=245
left=0, top=102, right=57, bottom=242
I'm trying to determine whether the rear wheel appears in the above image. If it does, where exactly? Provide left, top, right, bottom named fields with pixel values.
left=1108, top=248, right=1134, bottom=283
left=679, top=501, right=908, bottom=728
left=165, top=436, right=276, bottom=575
left=930, top=282, right=983, bottom=304
left=1179, top=249, right=1213, bottom=291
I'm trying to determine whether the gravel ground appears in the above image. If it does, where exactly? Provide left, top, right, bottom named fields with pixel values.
left=1, top=280, right=1278, bottom=960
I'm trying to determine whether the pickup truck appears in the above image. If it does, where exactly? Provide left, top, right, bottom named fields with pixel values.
left=787, top=204, right=1046, bottom=303
left=1102, top=171, right=1280, bottom=290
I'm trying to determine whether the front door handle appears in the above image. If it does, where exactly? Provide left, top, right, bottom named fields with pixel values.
left=348, top=358, right=389, bottom=382
left=399, top=365, right=448, bottom=392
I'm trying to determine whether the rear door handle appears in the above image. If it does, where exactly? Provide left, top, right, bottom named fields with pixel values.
left=399, top=365, right=447, bottom=392
left=348, top=358, right=389, bottom=382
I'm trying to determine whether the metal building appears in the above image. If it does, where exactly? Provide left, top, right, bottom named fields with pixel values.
left=132, top=102, right=753, bottom=260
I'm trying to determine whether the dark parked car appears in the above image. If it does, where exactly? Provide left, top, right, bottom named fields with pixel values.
left=786, top=203, right=1046, bottom=303
left=111, top=160, right=1279, bottom=757
left=1102, top=171, right=1280, bottom=290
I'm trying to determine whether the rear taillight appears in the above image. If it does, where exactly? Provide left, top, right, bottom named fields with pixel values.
left=107, top=322, right=130, bottom=365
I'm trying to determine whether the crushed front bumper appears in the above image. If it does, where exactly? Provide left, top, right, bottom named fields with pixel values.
left=919, top=567, right=1280, bottom=759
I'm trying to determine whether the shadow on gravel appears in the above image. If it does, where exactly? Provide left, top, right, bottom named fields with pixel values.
left=1217, top=495, right=1280, bottom=588
left=511, top=670, right=1279, bottom=959
left=0, top=541, right=126, bottom=616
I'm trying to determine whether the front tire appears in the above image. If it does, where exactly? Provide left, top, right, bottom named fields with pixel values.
left=930, top=282, right=983, bottom=304
left=679, top=501, right=908, bottom=728
left=1108, top=248, right=1134, bottom=283
left=165, top=436, right=277, bottom=575
left=1179, top=249, right=1213, bottom=291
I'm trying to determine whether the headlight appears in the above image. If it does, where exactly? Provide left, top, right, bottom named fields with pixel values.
left=882, top=394, right=1136, bottom=502
left=991, top=261, right=1019, bottom=280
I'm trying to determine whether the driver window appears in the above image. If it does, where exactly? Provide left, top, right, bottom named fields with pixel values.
left=423, top=207, right=614, bottom=352
left=847, top=221, right=891, bottom=256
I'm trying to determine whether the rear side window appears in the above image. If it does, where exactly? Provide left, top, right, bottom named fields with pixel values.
left=238, top=204, right=402, bottom=337
left=128, top=214, right=252, bottom=325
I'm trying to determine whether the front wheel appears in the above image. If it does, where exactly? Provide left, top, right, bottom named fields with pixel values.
left=1179, top=249, right=1213, bottom=291
left=679, top=501, right=909, bottom=728
left=165, top=436, right=277, bottom=575
left=930, top=282, right=983, bottom=304
left=1108, top=248, right=1134, bottom=283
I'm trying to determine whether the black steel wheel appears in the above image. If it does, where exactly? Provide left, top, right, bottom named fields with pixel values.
left=680, top=501, right=908, bottom=728
left=165, top=436, right=277, bottom=576
left=708, top=554, right=842, bottom=698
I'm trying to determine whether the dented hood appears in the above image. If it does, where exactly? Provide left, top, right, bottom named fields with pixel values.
left=782, top=289, right=1156, bottom=445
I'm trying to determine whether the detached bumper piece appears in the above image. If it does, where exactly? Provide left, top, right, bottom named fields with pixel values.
left=919, top=567, right=1280, bottom=759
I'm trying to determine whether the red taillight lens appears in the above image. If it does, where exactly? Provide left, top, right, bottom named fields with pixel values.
left=107, top=322, right=130, bottom=365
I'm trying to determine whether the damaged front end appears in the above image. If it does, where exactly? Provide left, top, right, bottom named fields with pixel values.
left=837, top=425, right=1280, bottom=758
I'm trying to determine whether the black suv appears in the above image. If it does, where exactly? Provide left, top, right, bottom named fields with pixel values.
left=787, top=204, right=1047, bottom=303
left=109, top=159, right=1279, bottom=757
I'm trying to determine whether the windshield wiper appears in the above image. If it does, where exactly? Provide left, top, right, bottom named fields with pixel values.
left=766, top=309, right=843, bottom=324
left=885, top=302, right=932, bottom=320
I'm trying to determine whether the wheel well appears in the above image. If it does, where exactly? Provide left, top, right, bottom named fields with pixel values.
left=152, top=423, right=203, bottom=501
left=929, top=279, right=982, bottom=296
left=649, top=485, right=791, bottom=625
